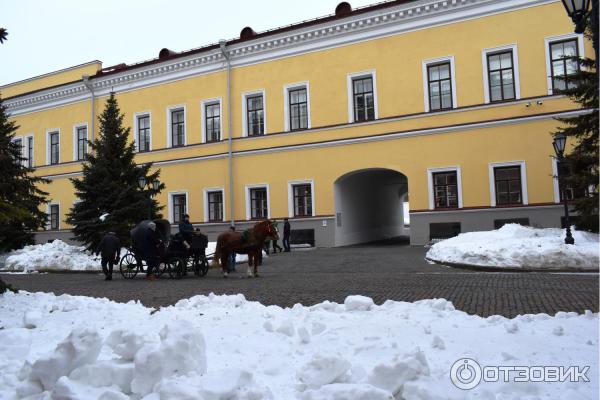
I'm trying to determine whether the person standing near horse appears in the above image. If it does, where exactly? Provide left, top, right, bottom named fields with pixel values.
left=270, top=220, right=283, bottom=253
left=96, top=231, right=120, bottom=281
left=283, top=218, right=291, bottom=252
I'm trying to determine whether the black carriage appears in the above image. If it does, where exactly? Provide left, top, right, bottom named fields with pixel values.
left=119, top=219, right=209, bottom=279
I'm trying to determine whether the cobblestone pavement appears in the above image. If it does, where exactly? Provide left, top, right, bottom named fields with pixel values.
left=2, top=244, right=598, bottom=317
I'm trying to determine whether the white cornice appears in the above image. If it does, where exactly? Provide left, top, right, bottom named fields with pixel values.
left=5, top=0, right=557, bottom=116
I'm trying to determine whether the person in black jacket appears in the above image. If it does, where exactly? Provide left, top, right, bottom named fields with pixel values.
left=283, top=218, right=291, bottom=252
left=96, top=232, right=121, bottom=280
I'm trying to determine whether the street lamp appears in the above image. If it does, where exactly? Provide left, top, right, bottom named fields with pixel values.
left=553, top=133, right=575, bottom=245
left=561, top=0, right=598, bottom=62
left=137, top=176, right=147, bottom=191
left=561, top=0, right=592, bottom=33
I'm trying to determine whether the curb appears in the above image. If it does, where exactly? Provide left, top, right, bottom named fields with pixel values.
left=426, top=258, right=600, bottom=273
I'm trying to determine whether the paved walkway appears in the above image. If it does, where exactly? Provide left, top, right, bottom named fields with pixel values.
left=2, top=244, right=598, bottom=317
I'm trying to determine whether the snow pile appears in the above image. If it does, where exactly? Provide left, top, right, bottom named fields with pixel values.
left=427, top=224, right=599, bottom=270
left=0, top=291, right=597, bottom=399
left=3, top=240, right=102, bottom=272
left=2, top=241, right=262, bottom=272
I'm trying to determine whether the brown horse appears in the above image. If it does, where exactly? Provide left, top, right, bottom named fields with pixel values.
left=211, top=220, right=278, bottom=277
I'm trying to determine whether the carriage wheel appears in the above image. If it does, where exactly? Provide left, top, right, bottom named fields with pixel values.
left=194, top=256, right=209, bottom=277
left=119, top=253, right=139, bottom=279
left=168, top=258, right=186, bottom=279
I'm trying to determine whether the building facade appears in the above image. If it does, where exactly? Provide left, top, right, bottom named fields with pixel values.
left=2, top=0, right=592, bottom=246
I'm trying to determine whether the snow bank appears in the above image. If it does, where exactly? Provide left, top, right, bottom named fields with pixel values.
left=3, top=240, right=261, bottom=272
left=0, top=291, right=597, bottom=399
left=427, top=224, right=599, bottom=270
left=4, top=240, right=102, bottom=272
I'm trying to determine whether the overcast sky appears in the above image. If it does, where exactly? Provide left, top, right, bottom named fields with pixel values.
left=0, top=0, right=378, bottom=86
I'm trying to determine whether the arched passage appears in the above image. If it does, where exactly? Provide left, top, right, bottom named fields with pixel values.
left=334, top=168, right=409, bottom=246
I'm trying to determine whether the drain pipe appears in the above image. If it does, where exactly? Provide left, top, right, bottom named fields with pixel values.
left=219, top=40, right=235, bottom=228
left=82, top=75, right=95, bottom=142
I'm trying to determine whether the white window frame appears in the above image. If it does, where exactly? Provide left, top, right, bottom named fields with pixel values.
left=427, top=167, right=463, bottom=210
left=245, top=184, right=270, bottom=220
left=72, top=123, right=88, bottom=161
left=346, top=70, right=379, bottom=123
left=544, top=33, right=586, bottom=95
left=11, top=135, right=24, bottom=165
left=242, top=90, right=267, bottom=137
left=46, top=201, right=60, bottom=230
left=283, top=82, right=311, bottom=131
left=481, top=44, right=521, bottom=103
left=203, top=187, right=226, bottom=223
left=421, top=56, right=458, bottom=112
left=488, top=161, right=528, bottom=207
left=166, top=105, right=187, bottom=148
left=201, top=98, right=222, bottom=143
left=133, top=111, right=152, bottom=152
left=168, top=191, right=189, bottom=224
left=25, top=134, right=34, bottom=167
left=287, top=179, right=316, bottom=217
left=46, top=128, right=60, bottom=165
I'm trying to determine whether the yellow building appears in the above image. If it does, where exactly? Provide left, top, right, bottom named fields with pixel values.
left=2, top=0, right=592, bottom=246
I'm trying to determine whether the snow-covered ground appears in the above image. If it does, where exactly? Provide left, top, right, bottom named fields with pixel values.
left=0, top=291, right=597, bottom=399
left=2, top=240, right=260, bottom=272
left=427, top=224, right=599, bottom=270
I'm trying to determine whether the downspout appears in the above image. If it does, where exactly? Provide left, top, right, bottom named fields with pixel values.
left=82, top=75, right=95, bottom=142
left=219, top=40, right=234, bottom=228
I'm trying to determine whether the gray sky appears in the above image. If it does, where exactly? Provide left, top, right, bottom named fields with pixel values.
left=0, top=0, right=378, bottom=86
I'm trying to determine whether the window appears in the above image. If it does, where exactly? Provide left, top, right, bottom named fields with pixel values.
left=205, top=103, right=221, bottom=142
left=27, top=136, right=34, bottom=168
left=172, top=194, right=187, bottom=224
left=49, top=204, right=59, bottom=230
left=137, top=115, right=151, bottom=152
left=293, top=184, right=312, bottom=217
left=13, top=138, right=23, bottom=162
left=247, top=95, right=264, bottom=136
left=76, top=126, right=87, bottom=161
left=207, top=190, right=223, bottom=222
left=427, top=62, right=453, bottom=111
left=352, top=76, right=375, bottom=122
left=49, top=131, right=60, bottom=165
left=494, top=166, right=522, bottom=205
left=249, top=187, right=268, bottom=219
left=487, top=51, right=515, bottom=102
left=557, top=161, right=588, bottom=201
left=432, top=171, right=458, bottom=208
left=549, top=39, right=579, bottom=93
left=288, top=87, right=309, bottom=130
left=171, top=108, right=185, bottom=147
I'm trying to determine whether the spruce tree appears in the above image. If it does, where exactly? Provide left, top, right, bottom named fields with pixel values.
left=0, top=95, right=49, bottom=251
left=66, top=93, right=164, bottom=249
left=553, top=28, right=599, bottom=232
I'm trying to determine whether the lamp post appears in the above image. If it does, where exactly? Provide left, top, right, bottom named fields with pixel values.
left=137, top=176, right=159, bottom=220
left=561, top=0, right=599, bottom=63
left=553, top=133, right=575, bottom=245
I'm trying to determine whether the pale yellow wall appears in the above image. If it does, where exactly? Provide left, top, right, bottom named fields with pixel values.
left=1, top=62, right=101, bottom=99
left=5, top=1, right=590, bottom=229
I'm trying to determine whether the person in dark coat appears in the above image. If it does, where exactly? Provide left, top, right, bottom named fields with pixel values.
left=179, top=214, right=194, bottom=249
left=96, top=231, right=121, bottom=280
left=283, top=218, right=291, bottom=252
left=144, top=221, right=162, bottom=280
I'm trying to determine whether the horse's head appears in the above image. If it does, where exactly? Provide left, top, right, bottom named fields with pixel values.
left=257, top=219, right=278, bottom=240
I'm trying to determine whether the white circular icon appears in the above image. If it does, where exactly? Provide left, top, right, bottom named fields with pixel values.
left=450, top=358, right=482, bottom=390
